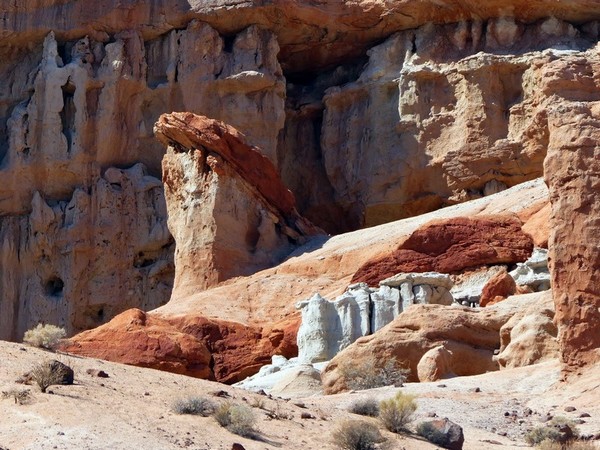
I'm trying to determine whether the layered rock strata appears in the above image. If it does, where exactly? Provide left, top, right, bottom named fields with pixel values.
left=155, top=112, right=322, bottom=295
left=351, top=216, right=534, bottom=287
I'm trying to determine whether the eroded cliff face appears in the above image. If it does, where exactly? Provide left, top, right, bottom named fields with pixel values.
left=544, top=52, right=600, bottom=369
left=2, top=1, right=600, bottom=372
left=0, top=20, right=285, bottom=339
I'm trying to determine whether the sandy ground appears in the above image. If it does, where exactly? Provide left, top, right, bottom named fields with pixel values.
left=1, top=341, right=598, bottom=450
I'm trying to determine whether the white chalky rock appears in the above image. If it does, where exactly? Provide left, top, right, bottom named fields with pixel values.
left=510, top=248, right=550, bottom=291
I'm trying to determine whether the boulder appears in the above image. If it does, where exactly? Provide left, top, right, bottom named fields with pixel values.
left=417, top=418, right=464, bottom=450
left=480, top=268, right=517, bottom=307
left=495, top=292, right=559, bottom=368
left=351, top=216, right=533, bottom=287
left=322, top=300, right=523, bottom=392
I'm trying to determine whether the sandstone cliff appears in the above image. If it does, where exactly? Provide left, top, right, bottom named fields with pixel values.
left=2, top=1, right=600, bottom=377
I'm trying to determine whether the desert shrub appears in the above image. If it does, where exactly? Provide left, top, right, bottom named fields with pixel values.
left=172, top=396, right=215, bottom=416
left=1, top=388, right=31, bottom=405
left=339, top=357, right=409, bottom=391
left=348, top=398, right=380, bottom=417
left=332, top=419, right=385, bottom=450
left=379, top=392, right=417, bottom=433
left=416, top=421, right=450, bottom=447
left=30, top=360, right=73, bottom=393
left=526, top=417, right=581, bottom=447
left=213, top=402, right=257, bottom=438
left=23, top=324, right=66, bottom=349
left=537, top=440, right=597, bottom=450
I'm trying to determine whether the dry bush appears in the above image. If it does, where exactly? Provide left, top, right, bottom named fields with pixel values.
left=526, top=417, right=580, bottom=446
left=213, top=402, right=257, bottom=438
left=1, top=388, right=31, bottom=405
left=379, top=392, right=417, bottom=433
left=30, top=360, right=73, bottom=393
left=339, top=357, right=409, bottom=391
left=332, top=419, right=385, bottom=450
left=23, top=324, right=66, bottom=349
left=172, top=396, right=215, bottom=416
left=348, top=399, right=380, bottom=417
left=537, top=440, right=598, bottom=450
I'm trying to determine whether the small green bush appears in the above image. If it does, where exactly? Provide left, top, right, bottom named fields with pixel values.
left=23, top=324, right=66, bottom=349
left=332, top=419, right=385, bottom=450
left=213, top=402, right=257, bottom=438
left=339, top=357, right=409, bottom=391
left=172, top=396, right=215, bottom=416
left=348, top=399, right=380, bottom=417
left=379, top=392, right=417, bottom=433
left=416, top=421, right=449, bottom=447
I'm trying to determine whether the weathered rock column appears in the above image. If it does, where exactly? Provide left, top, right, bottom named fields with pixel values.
left=545, top=101, right=600, bottom=368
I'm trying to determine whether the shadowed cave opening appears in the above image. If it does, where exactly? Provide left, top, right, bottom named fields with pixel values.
left=60, top=81, right=76, bottom=153
left=45, top=277, right=64, bottom=297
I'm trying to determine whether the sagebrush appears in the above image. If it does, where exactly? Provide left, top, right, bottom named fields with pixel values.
left=172, top=396, right=215, bottom=416
left=339, top=356, right=408, bottom=391
left=526, top=417, right=580, bottom=446
left=332, top=419, right=385, bottom=450
left=213, top=402, right=257, bottom=438
left=23, top=324, right=66, bottom=349
left=379, top=392, right=417, bottom=433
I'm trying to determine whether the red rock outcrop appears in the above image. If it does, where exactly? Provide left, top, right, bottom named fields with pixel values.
left=480, top=269, right=517, bottom=307
left=544, top=51, right=600, bottom=369
left=351, top=216, right=533, bottom=287
left=60, top=309, right=299, bottom=383
left=155, top=112, right=322, bottom=295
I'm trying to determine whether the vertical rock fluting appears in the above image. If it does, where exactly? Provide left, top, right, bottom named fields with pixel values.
left=544, top=50, right=600, bottom=368
left=0, top=22, right=286, bottom=340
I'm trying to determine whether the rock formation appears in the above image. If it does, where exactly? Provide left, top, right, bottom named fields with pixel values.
left=155, top=112, right=322, bottom=294
left=351, top=216, right=534, bottom=287
left=62, top=179, right=549, bottom=381
left=60, top=308, right=298, bottom=383
left=295, top=273, right=453, bottom=363
left=321, top=293, right=558, bottom=392
left=544, top=51, right=600, bottom=368
left=0, top=164, right=174, bottom=340
left=0, top=22, right=286, bottom=338
left=495, top=291, right=559, bottom=369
